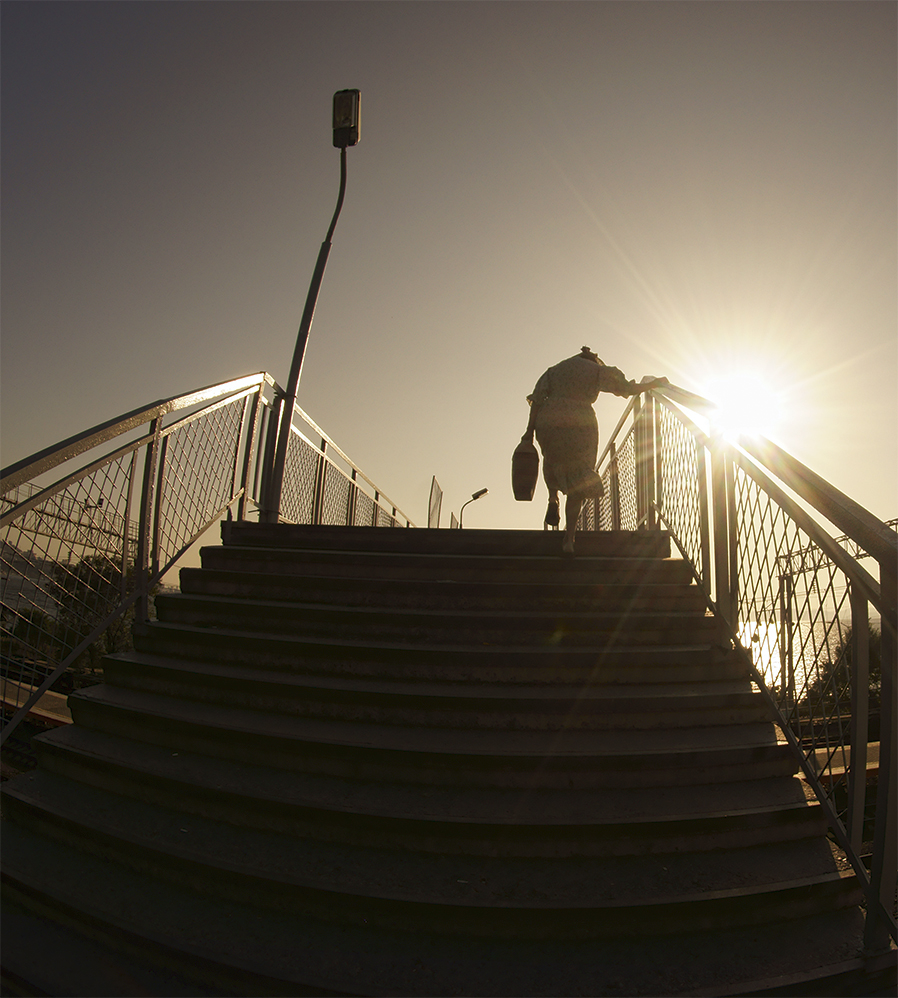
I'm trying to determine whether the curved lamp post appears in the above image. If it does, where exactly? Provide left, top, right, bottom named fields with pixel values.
left=262, top=89, right=361, bottom=523
left=459, top=488, right=489, bottom=528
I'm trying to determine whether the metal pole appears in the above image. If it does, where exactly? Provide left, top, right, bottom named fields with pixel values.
left=263, top=147, right=348, bottom=523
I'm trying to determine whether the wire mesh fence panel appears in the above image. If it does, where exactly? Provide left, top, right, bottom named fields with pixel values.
left=375, top=505, right=397, bottom=528
left=154, top=395, right=247, bottom=573
left=353, top=489, right=376, bottom=527
left=732, top=464, right=858, bottom=821
left=614, top=429, right=639, bottom=531
left=1, top=451, right=139, bottom=729
left=577, top=498, right=597, bottom=532
left=656, top=407, right=705, bottom=578
left=279, top=433, right=318, bottom=524
left=320, top=464, right=353, bottom=525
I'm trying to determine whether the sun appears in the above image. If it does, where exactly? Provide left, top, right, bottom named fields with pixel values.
left=704, top=372, right=783, bottom=441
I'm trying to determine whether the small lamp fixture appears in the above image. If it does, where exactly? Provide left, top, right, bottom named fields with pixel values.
left=459, top=488, right=489, bottom=528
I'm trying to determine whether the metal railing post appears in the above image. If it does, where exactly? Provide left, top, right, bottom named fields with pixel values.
left=312, top=438, right=328, bottom=525
left=710, top=431, right=731, bottom=625
left=236, top=386, right=263, bottom=521
left=652, top=395, right=662, bottom=529
left=779, top=572, right=795, bottom=707
left=136, top=418, right=161, bottom=622
left=725, top=444, right=739, bottom=625
left=634, top=397, right=647, bottom=528
left=865, top=561, right=897, bottom=951
left=609, top=442, right=621, bottom=532
left=847, top=585, right=870, bottom=855
left=348, top=469, right=358, bottom=526
left=696, top=438, right=711, bottom=590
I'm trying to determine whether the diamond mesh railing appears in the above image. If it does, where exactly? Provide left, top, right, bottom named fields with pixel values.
left=593, top=382, right=897, bottom=950
left=1, top=372, right=413, bottom=746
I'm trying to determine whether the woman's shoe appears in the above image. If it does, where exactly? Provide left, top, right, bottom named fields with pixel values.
left=544, top=501, right=560, bottom=527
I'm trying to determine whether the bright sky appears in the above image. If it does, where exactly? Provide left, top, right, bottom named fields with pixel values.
left=2, top=1, right=895, bottom=532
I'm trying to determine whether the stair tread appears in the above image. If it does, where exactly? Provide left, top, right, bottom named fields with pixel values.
left=158, top=592, right=715, bottom=624
left=221, top=523, right=673, bottom=556
left=180, top=566, right=708, bottom=610
left=136, top=619, right=724, bottom=658
left=2, top=521, right=874, bottom=997
left=1, top=820, right=867, bottom=998
left=3, top=770, right=850, bottom=908
left=35, top=724, right=815, bottom=827
left=107, top=650, right=760, bottom=704
left=70, top=683, right=787, bottom=759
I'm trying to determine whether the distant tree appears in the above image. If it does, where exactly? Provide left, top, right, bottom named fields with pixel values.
left=10, top=608, right=57, bottom=660
left=51, top=554, right=137, bottom=674
left=803, top=622, right=882, bottom=708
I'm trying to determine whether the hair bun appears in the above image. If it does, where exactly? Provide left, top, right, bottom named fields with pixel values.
left=580, top=346, right=592, bottom=354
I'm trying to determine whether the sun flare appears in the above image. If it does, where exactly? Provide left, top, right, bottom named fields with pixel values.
left=705, top=372, right=783, bottom=441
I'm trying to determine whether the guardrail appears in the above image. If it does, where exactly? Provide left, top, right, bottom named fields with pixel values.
left=586, top=383, right=897, bottom=950
left=1, top=372, right=413, bottom=746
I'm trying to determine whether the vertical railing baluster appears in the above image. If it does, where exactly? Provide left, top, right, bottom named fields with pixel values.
left=258, top=395, right=285, bottom=521
left=652, top=395, right=662, bottom=530
left=710, top=433, right=731, bottom=625
left=633, top=397, right=647, bottom=528
left=847, top=585, right=869, bottom=855
left=609, top=442, right=620, bottom=531
left=312, top=438, right=327, bottom=525
left=136, top=417, right=161, bottom=622
left=696, top=437, right=711, bottom=592
left=725, top=447, right=738, bottom=626
left=121, top=450, right=137, bottom=602
left=865, top=561, right=897, bottom=951
left=779, top=573, right=795, bottom=707
left=348, top=469, right=358, bottom=526
left=150, top=434, right=170, bottom=580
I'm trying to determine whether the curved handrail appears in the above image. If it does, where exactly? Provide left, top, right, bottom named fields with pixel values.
left=592, top=379, right=897, bottom=948
left=1, top=371, right=415, bottom=748
left=1, top=373, right=273, bottom=494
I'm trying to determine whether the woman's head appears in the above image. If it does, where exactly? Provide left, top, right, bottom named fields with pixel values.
left=579, top=346, right=602, bottom=364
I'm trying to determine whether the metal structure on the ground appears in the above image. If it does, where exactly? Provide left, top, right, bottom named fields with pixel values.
left=584, top=382, right=897, bottom=950
left=0, top=372, right=412, bottom=747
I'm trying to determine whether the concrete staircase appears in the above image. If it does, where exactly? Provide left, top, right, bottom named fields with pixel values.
left=0, top=523, right=877, bottom=996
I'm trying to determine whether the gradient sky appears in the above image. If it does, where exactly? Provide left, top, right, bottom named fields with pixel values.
left=2, top=1, right=895, bottom=533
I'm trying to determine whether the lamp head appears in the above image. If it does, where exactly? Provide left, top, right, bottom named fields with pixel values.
left=333, top=89, right=360, bottom=148
left=471, top=488, right=489, bottom=500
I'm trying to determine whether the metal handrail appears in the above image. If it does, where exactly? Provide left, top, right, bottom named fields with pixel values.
left=589, top=382, right=897, bottom=950
left=1, top=372, right=414, bottom=746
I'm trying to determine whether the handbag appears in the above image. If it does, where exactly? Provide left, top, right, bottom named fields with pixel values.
left=512, top=432, right=540, bottom=501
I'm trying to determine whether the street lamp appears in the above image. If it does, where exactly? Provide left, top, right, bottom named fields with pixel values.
left=458, top=488, right=489, bottom=528
left=262, top=90, right=361, bottom=523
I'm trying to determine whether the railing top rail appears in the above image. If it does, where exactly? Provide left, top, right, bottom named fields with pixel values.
left=1, top=373, right=273, bottom=495
left=647, top=383, right=897, bottom=569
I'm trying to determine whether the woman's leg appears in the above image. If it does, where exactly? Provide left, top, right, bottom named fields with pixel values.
left=544, top=489, right=560, bottom=528
left=562, top=495, right=583, bottom=553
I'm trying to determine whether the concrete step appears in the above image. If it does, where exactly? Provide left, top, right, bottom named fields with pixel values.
left=0, top=820, right=868, bottom=998
left=198, top=544, right=695, bottom=586
left=131, top=620, right=748, bottom=686
left=1, top=771, right=859, bottom=938
left=221, top=522, right=673, bottom=559
left=153, top=593, right=727, bottom=648
left=31, top=725, right=826, bottom=856
left=102, top=652, right=772, bottom=731
left=179, top=566, right=709, bottom=612
left=64, top=684, right=798, bottom=789
left=2, top=521, right=877, bottom=997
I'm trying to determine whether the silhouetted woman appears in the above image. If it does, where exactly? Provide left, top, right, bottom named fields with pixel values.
left=524, top=346, right=665, bottom=554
